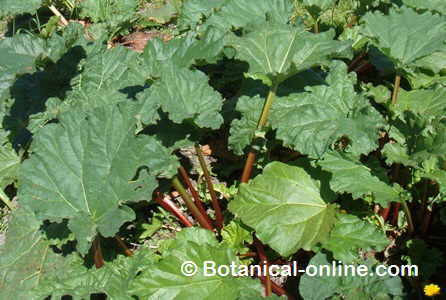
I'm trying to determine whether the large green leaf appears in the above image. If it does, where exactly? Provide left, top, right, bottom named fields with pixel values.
left=0, top=0, right=42, bottom=17
left=229, top=162, right=336, bottom=257
left=402, top=0, right=446, bottom=15
left=178, top=0, right=229, bottom=29
left=228, top=95, right=264, bottom=155
left=270, top=61, right=385, bottom=158
left=36, top=250, right=156, bottom=299
left=362, top=6, right=446, bottom=70
left=131, top=228, right=263, bottom=299
left=142, top=28, right=225, bottom=76
left=79, top=0, right=138, bottom=23
left=229, top=23, right=351, bottom=86
left=0, top=144, right=20, bottom=189
left=146, top=64, right=223, bottom=129
left=19, top=102, right=178, bottom=254
left=0, top=207, right=69, bottom=299
left=319, top=151, right=403, bottom=206
left=205, top=0, right=293, bottom=32
left=299, top=253, right=404, bottom=300
left=0, top=35, right=46, bottom=99
left=394, top=87, right=446, bottom=120
left=322, top=213, right=389, bottom=263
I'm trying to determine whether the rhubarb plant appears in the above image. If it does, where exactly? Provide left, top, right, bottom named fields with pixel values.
left=0, top=0, right=445, bottom=299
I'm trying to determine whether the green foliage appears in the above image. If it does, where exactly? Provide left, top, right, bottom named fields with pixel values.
left=229, top=24, right=351, bottom=86
left=299, top=253, right=404, bottom=300
left=0, top=0, right=445, bottom=298
left=322, top=213, right=389, bottom=263
left=229, top=162, right=336, bottom=256
left=19, top=103, right=178, bottom=254
left=0, top=0, right=42, bottom=18
left=362, top=6, right=446, bottom=71
left=270, top=61, right=384, bottom=158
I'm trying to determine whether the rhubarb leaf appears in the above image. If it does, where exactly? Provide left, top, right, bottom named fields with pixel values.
left=228, top=95, right=264, bottom=155
left=205, top=0, right=293, bottom=32
left=270, top=61, right=384, bottom=158
left=19, top=102, right=178, bottom=254
left=147, top=64, right=223, bottom=129
left=319, top=151, right=403, bottom=206
left=229, top=162, right=336, bottom=257
left=299, top=253, right=404, bottom=300
left=402, top=0, right=446, bottom=15
left=362, top=6, right=446, bottom=70
left=229, top=23, right=351, bottom=86
left=393, top=87, right=446, bottom=120
left=323, top=213, right=389, bottom=263
left=0, top=0, right=42, bottom=17
left=131, top=228, right=263, bottom=299
left=36, top=250, right=156, bottom=299
left=0, top=207, right=69, bottom=299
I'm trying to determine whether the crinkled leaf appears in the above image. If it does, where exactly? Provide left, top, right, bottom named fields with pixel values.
left=323, top=213, right=389, bottom=263
left=178, top=0, right=228, bottom=29
left=36, top=249, right=156, bottom=299
left=0, top=35, right=46, bottom=99
left=229, top=162, right=336, bottom=256
left=0, top=0, right=42, bottom=17
left=402, top=0, right=446, bottom=15
left=142, top=27, right=225, bottom=76
left=221, top=220, right=253, bottom=254
left=362, top=6, right=446, bottom=70
left=299, top=252, right=404, bottom=300
left=319, top=151, right=403, bottom=206
left=146, top=64, right=223, bottom=129
left=79, top=0, right=138, bottom=24
left=229, top=24, right=351, bottom=85
left=270, top=61, right=385, bottom=158
left=131, top=228, right=263, bottom=299
left=0, top=144, right=20, bottom=189
left=414, top=51, right=446, bottom=74
left=140, top=0, right=179, bottom=24
left=228, top=95, right=263, bottom=155
left=19, top=102, right=178, bottom=254
left=205, top=0, right=293, bottom=32
left=0, top=207, right=69, bottom=299
left=394, top=87, right=446, bottom=120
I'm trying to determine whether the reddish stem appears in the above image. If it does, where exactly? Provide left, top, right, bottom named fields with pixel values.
left=195, top=145, right=224, bottom=229
left=93, top=237, right=104, bottom=269
left=178, top=166, right=214, bottom=227
left=241, top=151, right=256, bottom=183
left=238, top=252, right=257, bottom=258
left=348, top=52, right=366, bottom=71
left=172, top=177, right=215, bottom=231
left=115, top=236, right=133, bottom=257
left=380, top=205, right=392, bottom=221
left=391, top=203, right=401, bottom=226
left=155, top=192, right=193, bottom=227
left=254, top=238, right=272, bottom=297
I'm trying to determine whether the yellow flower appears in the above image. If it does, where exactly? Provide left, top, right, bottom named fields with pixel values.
left=424, top=284, right=441, bottom=297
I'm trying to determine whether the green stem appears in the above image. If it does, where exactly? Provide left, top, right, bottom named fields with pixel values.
left=172, top=177, right=214, bottom=231
left=314, top=19, right=319, bottom=34
left=195, top=145, right=223, bottom=229
left=391, top=74, right=401, bottom=105
left=0, top=190, right=14, bottom=210
left=241, top=84, right=279, bottom=183
left=402, top=201, right=414, bottom=235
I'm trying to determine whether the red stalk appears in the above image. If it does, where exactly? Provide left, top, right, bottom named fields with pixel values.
left=115, top=236, right=133, bottom=257
left=178, top=166, right=214, bottom=227
left=155, top=191, right=193, bottom=227
left=93, top=237, right=104, bottom=268
left=195, top=145, right=224, bottom=229
left=254, top=238, right=272, bottom=297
